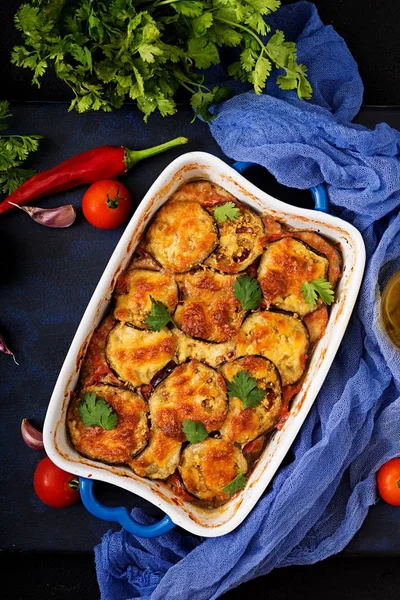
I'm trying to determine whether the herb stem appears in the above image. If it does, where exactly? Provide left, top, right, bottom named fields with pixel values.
left=214, top=17, right=265, bottom=51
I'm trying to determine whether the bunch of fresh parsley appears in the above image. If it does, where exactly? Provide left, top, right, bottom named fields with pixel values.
left=12, top=0, right=312, bottom=122
left=0, top=101, right=42, bottom=195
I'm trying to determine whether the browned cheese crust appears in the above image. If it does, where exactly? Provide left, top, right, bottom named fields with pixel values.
left=179, top=438, right=247, bottom=502
left=149, top=360, right=228, bottom=442
left=235, top=311, right=309, bottom=386
left=172, top=328, right=236, bottom=368
left=205, top=204, right=266, bottom=273
left=170, top=180, right=235, bottom=207
left=145, top=201, right=218, bottom=273
left=130, top=428, right=181, bottom=480
left=78, top=315, right=121, bottom=388
left=262, top=214, right=342, bottom=288
left=258, top=237, right=329, bottom=316
left=67, top=384, right=149, bottom=463
left=220, top=356, right=282, bottom=445
left=106, top=322, right=176, bottom=387
left=174, top=269, right=245, bottom=342
left=114, top=268, right=178, bottom=329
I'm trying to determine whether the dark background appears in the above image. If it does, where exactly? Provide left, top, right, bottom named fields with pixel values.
left=1, top=1, right=399, bottom=599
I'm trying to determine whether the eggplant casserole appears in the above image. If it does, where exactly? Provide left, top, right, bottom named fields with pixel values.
left=67, top=180, right=342, bottom=508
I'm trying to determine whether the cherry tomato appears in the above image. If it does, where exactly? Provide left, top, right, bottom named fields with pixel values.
left=33, top=456, right=80, bottom=508
left=82, top=180, right=132, bottom=229
left=376, top=458, right=400, bottom=506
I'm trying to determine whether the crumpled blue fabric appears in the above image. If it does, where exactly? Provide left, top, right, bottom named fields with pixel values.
left=95, top=3, right=400, bottom=599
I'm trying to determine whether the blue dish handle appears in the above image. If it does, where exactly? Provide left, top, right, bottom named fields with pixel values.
left=80, top=478, right=175, bottom=538
left=231, top=161, right=329, bottom=213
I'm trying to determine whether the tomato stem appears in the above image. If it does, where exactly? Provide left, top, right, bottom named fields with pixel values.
left=397, top=479, right=400, bottom=489
left=106, top=188, right=120, bottom=209
left=69, top=478, right=80, bottom=491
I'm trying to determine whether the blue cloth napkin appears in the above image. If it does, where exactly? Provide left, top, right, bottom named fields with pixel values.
left=95, top=3, right=400, bottom=598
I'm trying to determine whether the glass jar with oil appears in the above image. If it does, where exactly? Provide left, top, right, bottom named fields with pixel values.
left=381, top=270, right=400, bottom=349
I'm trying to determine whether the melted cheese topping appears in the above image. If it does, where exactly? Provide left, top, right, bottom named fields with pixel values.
left=106, top=323, right=176, bottom=386
left=145, top=201, right=217, bottom=273
left=114, top=269, right=178, bottom=329
left=174, top=270, right=244, bottom=342
left=67, top=384, right=149, bottom=463
left=220, top=356, right=282, bottom=445
left=179, top=438, right=247, bottom=502
left=130, top=428, right=181, bottom=480
left=258, top=237, right=329, bottom=316
left=170, top=180, right=235, bottom=207
left=205, top=204, right=266, bottom=273
left=235, top=311, right=309, bottom=386
left=172, top=328, right=236, bottom=368
left=149, top=360, right=228, bottom=441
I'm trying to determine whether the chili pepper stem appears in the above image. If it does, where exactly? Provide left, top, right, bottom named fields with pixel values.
left=124, top=136, right=188, bottom=170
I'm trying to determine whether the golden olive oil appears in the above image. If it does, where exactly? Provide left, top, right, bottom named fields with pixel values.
left=381, top=270, right=400, bottom=349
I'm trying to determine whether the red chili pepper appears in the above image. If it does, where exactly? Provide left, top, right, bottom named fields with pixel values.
left=0, top=136, right=188, bottom=215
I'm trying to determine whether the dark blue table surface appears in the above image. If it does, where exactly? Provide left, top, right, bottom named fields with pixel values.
left=0, top=102, right=399, bottom=554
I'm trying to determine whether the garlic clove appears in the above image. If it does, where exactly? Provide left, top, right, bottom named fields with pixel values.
left=8, top=202, right=76, bottom=228
left=21, top=418, right=44, bottom=450
left=0, top=333, right=18, bottom=364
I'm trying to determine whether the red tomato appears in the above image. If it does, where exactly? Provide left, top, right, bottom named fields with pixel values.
left=377, top=458, right=400, bottom=506
left=33, top=456, right=80, bottom=508
left=82, top=180, right=132, bottom=229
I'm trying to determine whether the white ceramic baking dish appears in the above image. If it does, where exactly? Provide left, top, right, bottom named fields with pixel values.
left=43, top=151, right=366, bottom=538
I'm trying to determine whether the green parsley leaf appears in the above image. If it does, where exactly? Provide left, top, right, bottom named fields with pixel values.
left=11, top=1, right=312, bottom=120
left=182, top=419, right=208, bottom=443
left=232, top=274, right=262, bottom=311
left=78, top=391, right=119, bottom=430
left=144, top=296, right=174, bottom=331
left=301, top=279, right=335, bottom=308
left=227, top=370, right=265, bottom=409
left=213, top=201, right=241, bottom=223
left=222, top=473, right=247, bottom=496
left=0, top=100, right=42, bottom=195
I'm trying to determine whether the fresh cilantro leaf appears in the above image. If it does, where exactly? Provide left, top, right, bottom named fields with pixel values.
left=213, top=201, right=241, bottom=223
left=144, top=296, right=174, bottom=331
left=187, top=37, right=219, bottom=69
left=0, top=100, right=42, bottom=195
left=232, top=274, right=262, bottom=311
left=227, top=370, right=265, bottom=409
left=11, top=0, right=312, bottom=120
left=182, top=419, right=208, bottom=443
left=78, top=391, right=119, bottom=430
left=222, top=473, right=246, bottom=496
left=301, top=279, right=335, bottom=308
left=250, top=54, right=271, bottom=95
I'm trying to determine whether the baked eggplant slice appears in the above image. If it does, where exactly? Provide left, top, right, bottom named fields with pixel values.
left=220, top=355, right=283, bottom=445
left=290, top=230, right=342, bottom=288
left=205, top=203, right=266, bottom=273
left=172, top=328, right=236, bottom=368
left=179, top=438, right=248, bottom=503
left=106, top=322, right=176, bottom=387
left=235, top=310, right=309, bottom=386
left=67, top=384, right=149, bottom=464
left=170, top=180, right=235, bottom=207
left=130, top=427, right=181, bottom=480
left=303, top=304, right=329, bottom=344
left=258, top=237, right=329, bottom=316
left=78, top=315, right=121, bottom=388
left=145, top=201, right=218, bottom=273
left=261, top=213, right=342, bottom=288
left=114, top=268, right=178, bottom=329
left=149, top=360, right=228, bottom=442
left=174, top=269, right=245, bottom=342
